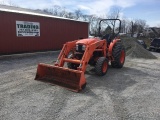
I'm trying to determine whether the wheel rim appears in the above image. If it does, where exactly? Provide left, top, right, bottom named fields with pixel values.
left=102, top=61, right=108, bottom=73
left=120, top=50, right=125, bottom=64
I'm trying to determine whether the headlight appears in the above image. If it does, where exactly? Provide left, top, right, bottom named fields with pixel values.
left=76, top=44, right=86, bottom=51
left=76, top=44, right=78, bottom=51
left=82, top=45, right=86, bottom=51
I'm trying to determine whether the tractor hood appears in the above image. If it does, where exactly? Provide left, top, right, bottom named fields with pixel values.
left=76, top=38, right=100, bottom=45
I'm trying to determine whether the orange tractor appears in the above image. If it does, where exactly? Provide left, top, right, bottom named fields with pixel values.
left=35, top=19, right=125, bottom=92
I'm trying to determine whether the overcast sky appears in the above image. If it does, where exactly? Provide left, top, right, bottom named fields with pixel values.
left=0, top=0, right=160, bottom=27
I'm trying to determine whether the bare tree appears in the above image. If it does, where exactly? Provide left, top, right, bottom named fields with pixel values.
left=8, top=0, right=16, bottom=6
left=107, top=8, right=121, bottom=33
left=130, top=19, right=146, bottom=37
left=121, top=19, right=126, bottom=33
left=124, top=19, right=132, bottom=33
left=82, top=15, right=89, bottom=22
left=0, top=0, right=8, bottom=5
left=65, top=12, right=75, bottom=19
left=52, top=5, right=61, bottom=16
left=108, top=8, right=120, bottom=19
left=59, top=7, right=67, bottom=17
left=0, top=0, right=18, bottom=7
left=90, top=16, right=103, bottom=36
left=135, top=19, right=146, bottom=33
left=82, top=15, right=95, bottom=23
left=81, top=14, right=100, bottom=35
left=43, top=8, right=53, bottom=14
left=74, top=9, right=82, bottom=20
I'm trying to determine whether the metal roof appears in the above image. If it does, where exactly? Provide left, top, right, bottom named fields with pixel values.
left=0, top=4, right=88, bottom=23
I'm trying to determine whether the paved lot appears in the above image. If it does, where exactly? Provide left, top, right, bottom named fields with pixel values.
left=0, top=51, right=160, bottom=120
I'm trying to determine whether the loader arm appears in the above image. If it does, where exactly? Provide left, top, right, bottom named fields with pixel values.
left=78, top=40, right=107, bottom=72
left=55, top=39, right=107, bottom=74
left=55, top=40, right=78, bottom=67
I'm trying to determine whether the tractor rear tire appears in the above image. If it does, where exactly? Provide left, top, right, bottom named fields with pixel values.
left=95, top=57, right=108, bottom=76
left=111, top=42, right=125, bottom=68
left=67, top=54, right=79, bottom=70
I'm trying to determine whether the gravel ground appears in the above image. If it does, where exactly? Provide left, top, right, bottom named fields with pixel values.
left=0, top=51, right=160, bottom=120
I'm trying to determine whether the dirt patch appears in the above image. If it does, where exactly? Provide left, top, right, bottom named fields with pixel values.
left=121, top=37, right=157, bottom=59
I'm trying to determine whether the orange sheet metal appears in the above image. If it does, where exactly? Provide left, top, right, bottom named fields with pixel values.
left=35, top=63, right=86, bottom=92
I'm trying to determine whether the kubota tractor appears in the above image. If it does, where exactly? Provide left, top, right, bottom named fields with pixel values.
left=35, top=19, right=125, bottom=92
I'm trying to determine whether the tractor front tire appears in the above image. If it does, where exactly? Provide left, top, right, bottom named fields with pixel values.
left=95, top=57, right=108, bottom=76
left=111, top=42, right=125, bottom=68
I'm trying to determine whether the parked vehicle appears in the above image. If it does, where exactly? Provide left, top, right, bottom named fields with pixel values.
left=137, top=40, right=147, bottom=49
left=149, top=38, right=160, bottom=52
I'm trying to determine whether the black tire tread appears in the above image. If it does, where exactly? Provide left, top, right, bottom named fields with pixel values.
left=95, top=57, right=108, bottom=76
left=111, top=42, right=125, bottom=68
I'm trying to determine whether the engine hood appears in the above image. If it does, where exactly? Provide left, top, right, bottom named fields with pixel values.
left=76, top=38, right=100, bottom=45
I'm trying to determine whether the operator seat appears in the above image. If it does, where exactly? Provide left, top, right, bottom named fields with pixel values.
left=102, top=34, right=111, bottom=44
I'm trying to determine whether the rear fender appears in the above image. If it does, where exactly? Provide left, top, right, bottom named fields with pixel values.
left=108, top=39, right=120, bottom=56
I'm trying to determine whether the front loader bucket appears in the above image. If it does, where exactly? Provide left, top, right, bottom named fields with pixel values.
left=35, top=63, right=86, bottom=92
